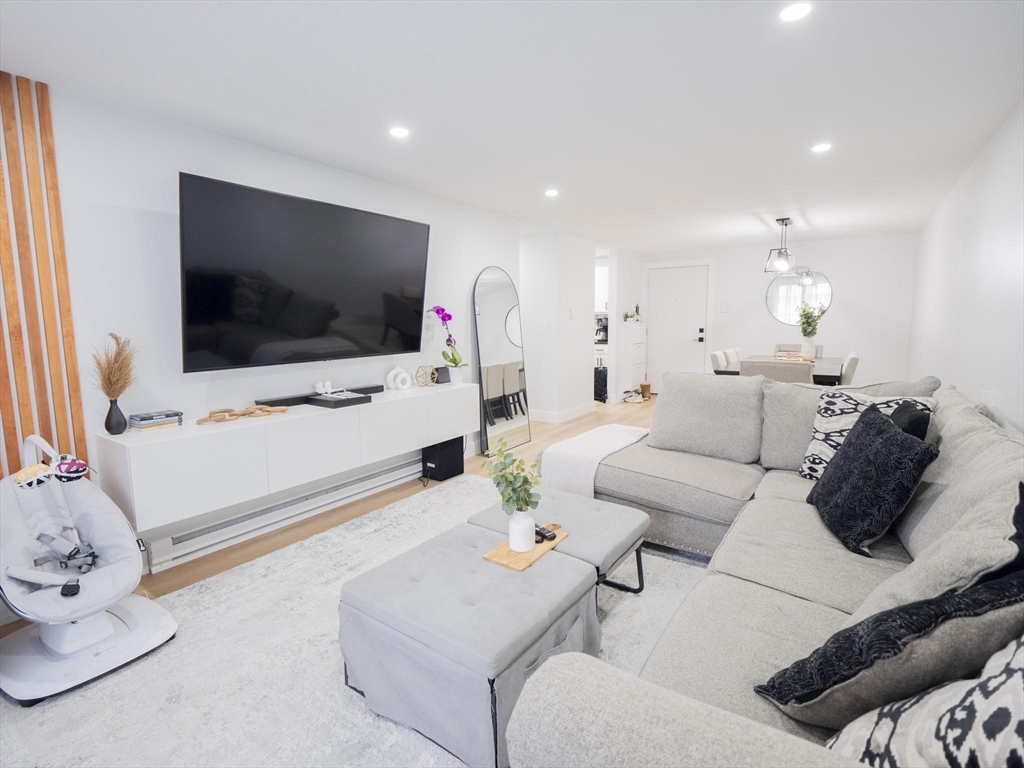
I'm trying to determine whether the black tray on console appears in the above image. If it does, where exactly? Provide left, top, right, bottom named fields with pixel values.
left=256, top=384, right=384, bottom=409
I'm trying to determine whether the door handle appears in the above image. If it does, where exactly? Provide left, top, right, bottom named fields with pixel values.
left=694, top=337, right=705, bottom=342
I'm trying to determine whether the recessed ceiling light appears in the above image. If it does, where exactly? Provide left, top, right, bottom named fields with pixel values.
left=811, top=143, right=832, bottom=153
left=780, top=3, right=812, bottom=21
left=545, top=189, right=559, bottom=198
left=389, top=127, right=410, bottom=138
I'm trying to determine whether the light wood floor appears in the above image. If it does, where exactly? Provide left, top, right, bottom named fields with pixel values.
left=0, top=397, right=655, bottom=638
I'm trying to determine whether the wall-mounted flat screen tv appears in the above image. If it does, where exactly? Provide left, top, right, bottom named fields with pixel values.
left=179, top=173, right=430, bottom=373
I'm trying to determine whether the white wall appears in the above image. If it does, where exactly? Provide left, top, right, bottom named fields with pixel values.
left=637, top=233, right=922, bottom=385
left=607, top=248, right=643, bottom=401
left=49, top=89, right=521, bottom=462
left=520, top=232, right=596, bottom=423
left=908, top=101, right=1024, bottom=431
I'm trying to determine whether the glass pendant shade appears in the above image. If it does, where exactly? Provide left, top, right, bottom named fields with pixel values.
left=765, top=247, right=794, bottom=274
left=764, top=218, right=796, bottom=274
left=798, top=268, right=816, bottom=287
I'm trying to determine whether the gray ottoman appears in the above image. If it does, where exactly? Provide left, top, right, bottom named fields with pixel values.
left=467, top=488, right=650, bottom=593
left=338, top=523, right=599, bottom=768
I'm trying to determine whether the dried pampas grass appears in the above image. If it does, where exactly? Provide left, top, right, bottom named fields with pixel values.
left=92, top=333, right=136, bottom=400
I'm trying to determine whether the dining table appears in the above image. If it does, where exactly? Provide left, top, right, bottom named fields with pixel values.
left=713, top=355, right=844, bottom=386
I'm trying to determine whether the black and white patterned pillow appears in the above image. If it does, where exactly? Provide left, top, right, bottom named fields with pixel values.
left=827, top=634, right=1024, bottom=768
left=799, top=391, right=937, bottom=480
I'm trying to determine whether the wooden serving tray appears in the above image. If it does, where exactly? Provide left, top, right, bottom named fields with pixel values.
left=484, top=523, right=567, bottom=572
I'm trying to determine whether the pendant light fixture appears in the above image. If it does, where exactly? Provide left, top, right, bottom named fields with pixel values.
left=798, top=268, right=816, bottom=287
left=764, top=218, right=795, bottom=274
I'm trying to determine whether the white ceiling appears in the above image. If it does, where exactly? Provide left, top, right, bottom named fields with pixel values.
left=1, top=0, right=1021, bottom=253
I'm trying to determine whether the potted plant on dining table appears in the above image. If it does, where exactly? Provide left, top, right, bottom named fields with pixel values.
left=798, top=301, right=826, bottom=360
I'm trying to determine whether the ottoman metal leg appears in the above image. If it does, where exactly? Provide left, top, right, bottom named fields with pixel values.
left=600, top=547, right=645, bottom=594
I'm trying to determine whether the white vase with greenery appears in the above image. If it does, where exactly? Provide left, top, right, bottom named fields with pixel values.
left=798, top=302, right=826, bottom=359
left=483, top=439, right=541, bottom=553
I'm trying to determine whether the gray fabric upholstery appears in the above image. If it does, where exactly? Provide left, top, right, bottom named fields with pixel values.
left=846, top=477, right=1023, bottom=626
left=755, top=470, right=816, bottom=502
left=640, top=573, right=846, bottom=743
left=710, top=499, right=911, bottom=613
left=339, top=523, right=600, bottom=768
left=741, top=359, right=814, bottom=383
left=596, top=438, right=765, bottom=525
left=895, top=388, right=1024, bottom=557
left=647, top=373, right=765, bottom=463
left=759, top=377, right=942, bottom=472
left=507, top=654, right=852, bottom=768
left=466, top=488, right=649, bottom=576
left=339, top=524, right=596, bottom=679
left=595, top=492, right=730, bottom=557
left=594, top=437, right=764, bottom=555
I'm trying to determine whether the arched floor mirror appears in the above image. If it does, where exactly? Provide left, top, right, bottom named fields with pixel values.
left=473, top=267, right=530, bottom=453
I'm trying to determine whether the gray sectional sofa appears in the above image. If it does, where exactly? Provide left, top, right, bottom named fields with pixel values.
left=594, top=373, right=946, bottom=557
left=509, top=374, right=1024, bottom=767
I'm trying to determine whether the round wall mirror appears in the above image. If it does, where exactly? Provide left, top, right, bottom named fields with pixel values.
left=765, top=268, right=832, bottom=325
left=505, top=306, right=522, bottom=347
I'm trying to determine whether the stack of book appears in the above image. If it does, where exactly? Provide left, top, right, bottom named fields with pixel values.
left=129, top=410, right=183, bottom=431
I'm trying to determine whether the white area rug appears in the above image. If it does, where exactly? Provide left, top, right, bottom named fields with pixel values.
left=0, top=475, right=705, bottom=768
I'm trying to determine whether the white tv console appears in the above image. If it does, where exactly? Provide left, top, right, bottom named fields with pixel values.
left=95, top=383, right=479, bottom=572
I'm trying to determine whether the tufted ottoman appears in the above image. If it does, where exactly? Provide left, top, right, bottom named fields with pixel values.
left=338, top=523, right=599, bottom=768
left=467, top=488, right=651, bottom=593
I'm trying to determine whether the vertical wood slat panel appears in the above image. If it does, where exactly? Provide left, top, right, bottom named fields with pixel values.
left=36, top=81, right=88, bottom=464
left=0, top=117, right=34, bottom=460
left=0, top=296, right=18, bottom=473
left=0, top=71, right=53, bottom=446
left=17, top=76, right=70, bottom=453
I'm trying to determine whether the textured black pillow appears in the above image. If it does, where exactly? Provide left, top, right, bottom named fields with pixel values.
left=806, top=405, right=939, bottom=556
left=889, top=400, right=930, bottom=440
left=754, top=570, right=1024, bottom=730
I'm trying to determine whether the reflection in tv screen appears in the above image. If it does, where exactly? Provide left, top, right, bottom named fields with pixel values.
left=179, top=173, right=430, bottom=373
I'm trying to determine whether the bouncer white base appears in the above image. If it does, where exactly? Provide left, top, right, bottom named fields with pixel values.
left=0, top=595, right=177, bottom=706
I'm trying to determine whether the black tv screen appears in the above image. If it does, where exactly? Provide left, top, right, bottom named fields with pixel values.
left=179, top=173, right=430, bottom=373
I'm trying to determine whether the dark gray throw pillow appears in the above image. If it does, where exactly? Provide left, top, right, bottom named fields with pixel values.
left=754, top=570, right=1024, bottom=730
left=889, top=400, right=930, bottom=441
left=806, top=405, right=939, bottom=556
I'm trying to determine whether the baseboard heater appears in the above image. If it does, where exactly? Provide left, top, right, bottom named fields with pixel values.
left=145, top=455, right=422, bottom=573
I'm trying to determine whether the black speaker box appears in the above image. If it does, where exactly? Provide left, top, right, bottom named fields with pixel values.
left=422, top=436, right=464, bottom=482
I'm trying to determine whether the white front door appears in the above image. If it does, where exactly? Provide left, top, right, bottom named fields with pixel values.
left=647, top=265, right=709, bottom=393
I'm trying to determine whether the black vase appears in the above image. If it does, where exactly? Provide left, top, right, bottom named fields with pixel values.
left=105, top=399, right=127, bottom=435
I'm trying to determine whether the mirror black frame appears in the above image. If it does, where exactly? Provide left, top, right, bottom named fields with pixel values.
left=473, top=266, right=529, bottom=454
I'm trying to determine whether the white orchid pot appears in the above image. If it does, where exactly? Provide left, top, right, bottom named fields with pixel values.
left=448, top=366, right=464, bottom=386
left=800, top=336, right=816, bottom=359
left=508, top=509, right=536, bottom=553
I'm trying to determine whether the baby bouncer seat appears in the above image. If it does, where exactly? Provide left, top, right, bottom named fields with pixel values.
left=0, top=436, right=176, bottom=706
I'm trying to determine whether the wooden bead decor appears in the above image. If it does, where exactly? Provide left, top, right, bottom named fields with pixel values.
left=415, top=366, right=438, bottom=387
left=197, top=405, right=288, bottom=425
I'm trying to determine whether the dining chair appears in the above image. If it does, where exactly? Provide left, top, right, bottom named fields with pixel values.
left=503, top=361, right=525, bottom=417
left=483, top=364, right=507, bottom=424
left=519, top=366, right=528, bottom=408
left=774, top=343, right=823, bottom=359
left=724, top=348, right=741, bottom=365
left=840, top=351, right=860, bottom=385
left=711, top=350, right=728, bottom=371
left=739, top=359, right=814, bottom=383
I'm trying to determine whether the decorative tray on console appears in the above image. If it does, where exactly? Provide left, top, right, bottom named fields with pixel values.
left=483, top=523, right=567, bottom=572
